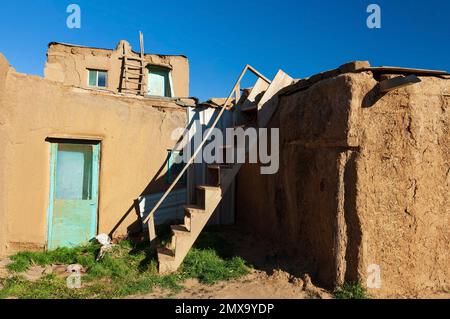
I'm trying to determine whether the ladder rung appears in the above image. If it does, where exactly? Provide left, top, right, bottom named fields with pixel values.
left=125, top=70, right=143, bottom=76
left=120, top=90, right=142, bottom=94
left=124, top=64, right=143, bottom=69
left=120, top=88, right=141, bottom=91
left=125, top=79, right=144, bottom=84
left=121, top=56, right=145, bottom=62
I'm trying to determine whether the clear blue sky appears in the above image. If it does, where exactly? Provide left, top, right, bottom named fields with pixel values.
left=0, top=0, right=448, bottom=100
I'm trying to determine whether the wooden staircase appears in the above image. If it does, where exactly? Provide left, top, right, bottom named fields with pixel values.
left=144, top=65, right=294, bottom=274
left=157, top=163, right=242, bottom=273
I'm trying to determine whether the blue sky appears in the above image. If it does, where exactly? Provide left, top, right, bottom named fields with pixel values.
left=0, top=0, right=448, bottom=100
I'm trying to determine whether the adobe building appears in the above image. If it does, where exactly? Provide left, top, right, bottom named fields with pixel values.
left=0, top=40, right=193, bottom=255
left=45, top=41, right=189, bottom=97
left=236, top=63, right=450, bottom=297
left=0, top=37, right=449, bottom=298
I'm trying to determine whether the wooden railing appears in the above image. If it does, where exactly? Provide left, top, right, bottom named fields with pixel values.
left=142, top=64, right=271, bottom=241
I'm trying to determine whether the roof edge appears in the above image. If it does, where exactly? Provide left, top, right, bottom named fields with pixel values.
left=47, top=42, right=188, bottom=58
left=280, top=61, right=449, bottom=97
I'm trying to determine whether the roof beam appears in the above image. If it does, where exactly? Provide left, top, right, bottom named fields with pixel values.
left=379, top=75, right=421, bottom=93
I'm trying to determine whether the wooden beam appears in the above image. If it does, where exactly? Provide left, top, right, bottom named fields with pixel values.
left=379, top=75, right=421, bottom=93
left=235, top=82, right=241, bottom=102
left=147, top=212, right=157, bottom=242
left=139, top=31, right=146, bottom=96
left=247, top=65, right=272, bottom=84
left=368, top=66, right=448, bottom=76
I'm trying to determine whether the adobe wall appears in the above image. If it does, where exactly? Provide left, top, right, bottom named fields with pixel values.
left=44, top=42, right=189, bottom=97
left=0, top=54, right=9, bottom=258
left=236, top=70, right=449, bottom=297
left=0, top=53, right=187, bottom=256
left=352, top=73, right=449, bottom=297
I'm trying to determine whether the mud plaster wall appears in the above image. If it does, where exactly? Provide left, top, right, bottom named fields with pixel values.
left=0, top=53, right=187, bottom=257
left=236, top=72, right=450, bottom=297
left=44, top=43, right=189, bottom=97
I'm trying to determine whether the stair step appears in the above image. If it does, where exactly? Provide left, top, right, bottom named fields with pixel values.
left=241, top=104, right=257, bottom=112
left=157, top=247, right=175, bottom=260
left=184, top=204, right=204, bottom=214
left=171, top=225, right=190, bottom=236
left=195, top=185, right=222, bottom=210
left=208, top=164, right=233, bottom=170
left=196, top=185, right=221, bottom=192
left=184, top=214, right=192, bottom=231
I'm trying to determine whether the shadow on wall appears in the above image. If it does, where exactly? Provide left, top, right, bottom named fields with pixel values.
left=234, top=98, right=363, bottom=289
left=108, top=107, right=222, bottom=238
left=361, top=82, right=386, bottom=108
left=236, top=148, right=362, bottom=289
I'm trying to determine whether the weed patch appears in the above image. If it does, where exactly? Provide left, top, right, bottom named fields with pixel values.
left=7, top=244, right=101, bottom=273
left=334, top=282, right=371, bottom=299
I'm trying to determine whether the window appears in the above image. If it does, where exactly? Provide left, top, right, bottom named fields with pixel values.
left=55, top=143, right=94, bottom=200
left=88, top=69, right=108, bottom=88
left=167, top=150, right=186, bottom=185
left=147, top=66, right=173, bottom=97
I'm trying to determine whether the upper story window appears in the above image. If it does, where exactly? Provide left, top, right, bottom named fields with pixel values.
left=147, top=66, right=173, bottom=98
left=88, top=69, right=108, bottom=88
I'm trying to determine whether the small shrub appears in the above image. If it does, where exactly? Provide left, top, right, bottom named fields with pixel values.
left=334, top=282, right=371, bottom=299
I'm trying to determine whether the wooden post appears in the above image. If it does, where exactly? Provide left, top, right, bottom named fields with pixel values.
left=147, top=212, right=157, bottom=248
left=139, top=31, right=145, bottom=96
left=235, top=82, right=241, bottom=104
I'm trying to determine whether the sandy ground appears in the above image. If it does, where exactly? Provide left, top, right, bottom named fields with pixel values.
left=131, top=269, right=330, bottom=299
left=0, top=258, right=10, bottom=289
left=127, top=226, right=450, bottom=300
left=0, top=255, right=329, bottom=299
left=131, top=226, right=332, bottom=299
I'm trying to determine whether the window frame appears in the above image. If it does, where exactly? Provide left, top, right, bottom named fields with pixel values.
left=87, top=69, right=108, bottom=88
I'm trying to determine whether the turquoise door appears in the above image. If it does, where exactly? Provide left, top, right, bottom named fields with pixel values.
left=47, top=141, right=100, bottom=250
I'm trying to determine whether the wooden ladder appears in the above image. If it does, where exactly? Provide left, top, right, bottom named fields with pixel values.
left=120, top=32, right=146, bottom=95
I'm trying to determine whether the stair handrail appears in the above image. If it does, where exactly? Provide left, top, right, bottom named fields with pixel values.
left=142, top=64, right=271, bottom=237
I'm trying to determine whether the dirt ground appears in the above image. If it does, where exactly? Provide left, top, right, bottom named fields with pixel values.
left=131, top=269, right=330, bottom=299
left=131, top=226, right=332, bottom=299
left=131, top=226, right=449, bottom=299
left=0, top=256, right=329, bottom=299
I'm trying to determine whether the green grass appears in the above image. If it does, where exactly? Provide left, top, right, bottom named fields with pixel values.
left=7, top=243, right=101, bottom=273
left=181, top=249, right=248, bottom=285
left=0, top=229, right=250, bottom=299
left=334, top=282, right=371, bottom=299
